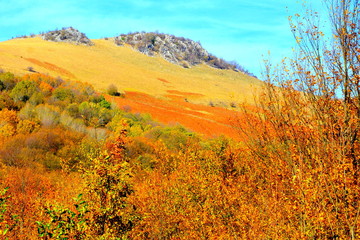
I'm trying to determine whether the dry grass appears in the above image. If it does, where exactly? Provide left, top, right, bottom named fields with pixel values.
left=0, top=37, right=262, bottom=105
left=0, top=37, right=262, bottom=138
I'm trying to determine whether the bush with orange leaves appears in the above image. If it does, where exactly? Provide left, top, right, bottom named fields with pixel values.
left=236, top=0, right=360, bottom=238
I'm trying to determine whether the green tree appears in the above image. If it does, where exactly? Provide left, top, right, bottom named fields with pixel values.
left=10, top=80, right=37, bottom=102
left=36, top=194, right=89, bottom=239
left=29, top=92, right=44, bottom=105
left=99, top=99, right=111, bottom=109
left=53, top=87, right=74, bottom=102
left=0, top=72, right=16, bottom=91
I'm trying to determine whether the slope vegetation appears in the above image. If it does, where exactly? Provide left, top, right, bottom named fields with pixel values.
left=0, top=36, right=261, bottom=137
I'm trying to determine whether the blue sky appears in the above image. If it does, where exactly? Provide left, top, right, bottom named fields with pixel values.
left=0, top=0, right=325, bottom=77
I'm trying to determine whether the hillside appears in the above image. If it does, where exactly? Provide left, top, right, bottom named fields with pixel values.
left=0, top=30, right=262, bottom=137
left=0, top=33, right=261, bottom=106
left=1, top=1, right=359, bottom=238
left=1, top=2, right=360, bottom=237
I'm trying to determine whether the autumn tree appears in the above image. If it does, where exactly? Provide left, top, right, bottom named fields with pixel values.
left=83, top=130, right=137, bottom=239
left=238, top=0, right=360, bottom=238
left=0, top=92, right=16, bottom=110
left=0, top=108, right=19, bottom=137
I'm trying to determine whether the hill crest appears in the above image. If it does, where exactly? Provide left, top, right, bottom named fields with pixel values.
left=14, top=27, right=253, bottom=74
left=113, top=32, right=238, bottom=70
left=0, top=31, right=261, bottom=108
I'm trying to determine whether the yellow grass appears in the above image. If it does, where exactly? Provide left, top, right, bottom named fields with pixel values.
left=0, top=37, right=262, bottom=105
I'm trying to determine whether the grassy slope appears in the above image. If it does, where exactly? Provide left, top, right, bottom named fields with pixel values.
left=0, top=37, right=262, bottom=137
left=0, top=37, right=262, bottom=104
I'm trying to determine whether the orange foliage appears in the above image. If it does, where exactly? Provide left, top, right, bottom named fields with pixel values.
left=1, top=1, right=358, bottom=238
left=38, top=81, right=53, bottom=96
left=125, top=138, right=269, bottom=239
left=0, top=108, right=19, bottom=126
left=0, top=108, right=19, bottom=138
left=0, top=167, right=83, bottom=239
left=20, top=73, right=63, bottom=89
left=107, top=91, right=242, bottom=139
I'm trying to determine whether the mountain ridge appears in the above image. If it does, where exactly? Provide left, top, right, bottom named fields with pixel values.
left=113, top=31, right=242, bottom=71
left=1, top=30, right=262, bottom=108
left=13, top=27, right=254, bottom=76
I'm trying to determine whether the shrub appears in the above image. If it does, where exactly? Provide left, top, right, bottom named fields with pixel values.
left=99, top=99, right=111, bottom=109
left=29, top=92, right=44, bottom=105
left=18, top=103, right=36, bottom=120
left=0, top=135, right=27, bottom=167
left=10, top=80, right=38, bottom=102
left=107, top=84, right=120, bottom=96
left=65, top=103, right=80, bottom=118
left=89, top=94, right=104, bottom=104
left=0, top=187, right=19, bottom=237
left=145, top=125, right=195, bottom=150
left=53, top=87, right=74, bottom=102
left=26, top=66, right=35, bottom=72
left=16, top=119, right=40, bottom=134
left=35, top=104, right=61, bottom=127
left=36, top=194, right=89, bottom=239
left=0, top=80, right=5, bottom=91
left=0, top=72, right=16, bottom=90
left=78, top=102, right=94, bottom=122
left=0, top=92, right=16, bottom=110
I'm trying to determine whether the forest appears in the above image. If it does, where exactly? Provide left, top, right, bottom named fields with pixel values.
left=0, top=0, right=359, bottom=239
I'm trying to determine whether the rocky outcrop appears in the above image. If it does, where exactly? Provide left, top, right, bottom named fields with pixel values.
left=41, top=27, right=94, bottom=46
left=114, top=32, right=236, bottom=70
left=35, top=28, right=253, bottom=74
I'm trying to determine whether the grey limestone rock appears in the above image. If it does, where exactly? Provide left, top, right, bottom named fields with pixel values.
left=114, top=32, right=235, bottom=70
left=41, top=27, right=94, bottom=46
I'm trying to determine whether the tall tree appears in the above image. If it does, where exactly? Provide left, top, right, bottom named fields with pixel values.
left=239, top=0, right=360, bottom=238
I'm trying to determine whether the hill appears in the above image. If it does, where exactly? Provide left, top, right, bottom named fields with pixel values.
left=1, top=2, right=359, bottom=238
left=0, top=28, right=262, bottom=137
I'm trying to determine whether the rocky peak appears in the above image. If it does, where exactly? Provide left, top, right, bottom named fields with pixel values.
left=41, top=27, right=94, bottom=46
left=114, top=32, right=237, bottom=70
